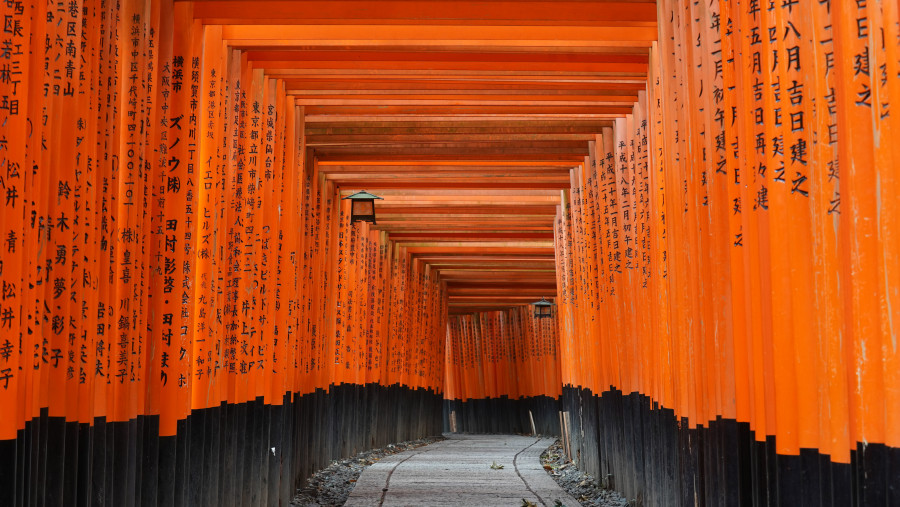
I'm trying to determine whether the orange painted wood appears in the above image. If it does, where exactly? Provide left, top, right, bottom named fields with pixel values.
left=3, top=0, right=899, bottom=483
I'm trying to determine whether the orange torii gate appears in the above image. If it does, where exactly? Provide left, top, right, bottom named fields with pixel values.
left=553, top=0, right=900, bottom=504
left=444, top=306, right=562, bottom=434
left=0, top=2, right=448, bottom=505
left=0, top=0, right=898, bottom=506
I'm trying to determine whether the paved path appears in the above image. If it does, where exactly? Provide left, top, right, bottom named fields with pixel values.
left=345, top=434, right=581, bottom=507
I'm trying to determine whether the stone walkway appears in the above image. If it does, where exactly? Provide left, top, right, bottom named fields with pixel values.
left=345, top=434, right=581, bottom=507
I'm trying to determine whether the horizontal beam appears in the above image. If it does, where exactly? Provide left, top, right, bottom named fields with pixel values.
left=251, top=50, right=648, bottom=64
left=375, top=214, right=556, bottom=221
left=303, top=114, right=625, bottom=123
left=221, top=25, right=658, bottom=43
left=428, top=262, right=555, bottom=272
left=403, top=247, right=552, bottom=254
left=307, top=123, right=613, bottom=134
left=388, top=232, right=555, bottom=240
left=448, top=296, right=554, bottom=302
left=396, top=240, right=553, bottom=248
left=446, top=286, right=557, bottom=293
left=356, top=193, right=563, bottom=202
left=374, top=200, right=560, bottom=206
left=376, top=189, right=564, bottom=196
left=267, top=69, right=650, bottom=79
left=265, top=64, right=646, bottom=75
left=448, top=301, right=551, bottom=307
left=372, top=227, right=553, bottom=234
left=287, top=79, right=646, bottom=92
left=313, top=144, right=590, bottom=161
left=193, top=1, right=657, bottom=25
left=328, top=165, right=574, bottom=174
left=377, top=205, right=559, bottom=214
left=448, top=297, right=555, bottom=302
left=308, top=134, right=598, bottom=146
left=301, top=105, right=634, bottom=116
left=413, top=256, right=557, bottom=264
left=328, top=172, right=571, bottom=180
left=320, top=159, right=578, bottom=166
left=329, top=181, right=571, bottom=190
left=440, top=271, right=557, bottom=279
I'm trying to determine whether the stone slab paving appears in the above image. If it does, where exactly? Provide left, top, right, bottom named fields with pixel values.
left=345, top=434, right=581, bottom=507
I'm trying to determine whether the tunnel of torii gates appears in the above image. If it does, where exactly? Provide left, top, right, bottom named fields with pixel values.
left=0, top=0, right=899, bottom=506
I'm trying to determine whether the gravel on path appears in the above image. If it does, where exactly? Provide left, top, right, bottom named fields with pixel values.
left=291, top=436, right=445, bottom=507
left=540, top=440, right=629, bottom=507
left=293, top=436, right=629, bottom=507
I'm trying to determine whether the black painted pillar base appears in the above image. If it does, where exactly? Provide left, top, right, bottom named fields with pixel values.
left=0, top=383, right=444, bottom=507
left=559, top=385, right=900, bottom=507
left=443, top=395, right=561, bottom=435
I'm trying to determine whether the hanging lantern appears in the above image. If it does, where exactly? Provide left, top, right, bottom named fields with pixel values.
left=342, top=190, right=383, bottom=225
left=531, top=297, right=554, bottom=319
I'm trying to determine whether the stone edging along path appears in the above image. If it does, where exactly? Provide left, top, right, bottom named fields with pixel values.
left=293, top=434, right=629, bottom=506
left=540, top=441, right=629, bottom=507
left=292, top=436, right=446, bottom=506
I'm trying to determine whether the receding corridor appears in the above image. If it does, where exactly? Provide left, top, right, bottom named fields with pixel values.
left=2, top=1, right=899, bottom=506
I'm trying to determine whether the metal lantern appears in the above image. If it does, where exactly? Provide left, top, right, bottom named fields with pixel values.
left=531, top=297, right=554, bottom=318
left=342, top=190, right=383, bottom=224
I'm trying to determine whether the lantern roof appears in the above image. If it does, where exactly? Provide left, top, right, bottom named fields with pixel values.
left=343, top=190, right=383, bottom=201
left=531, top=297, right=553, bottom=307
